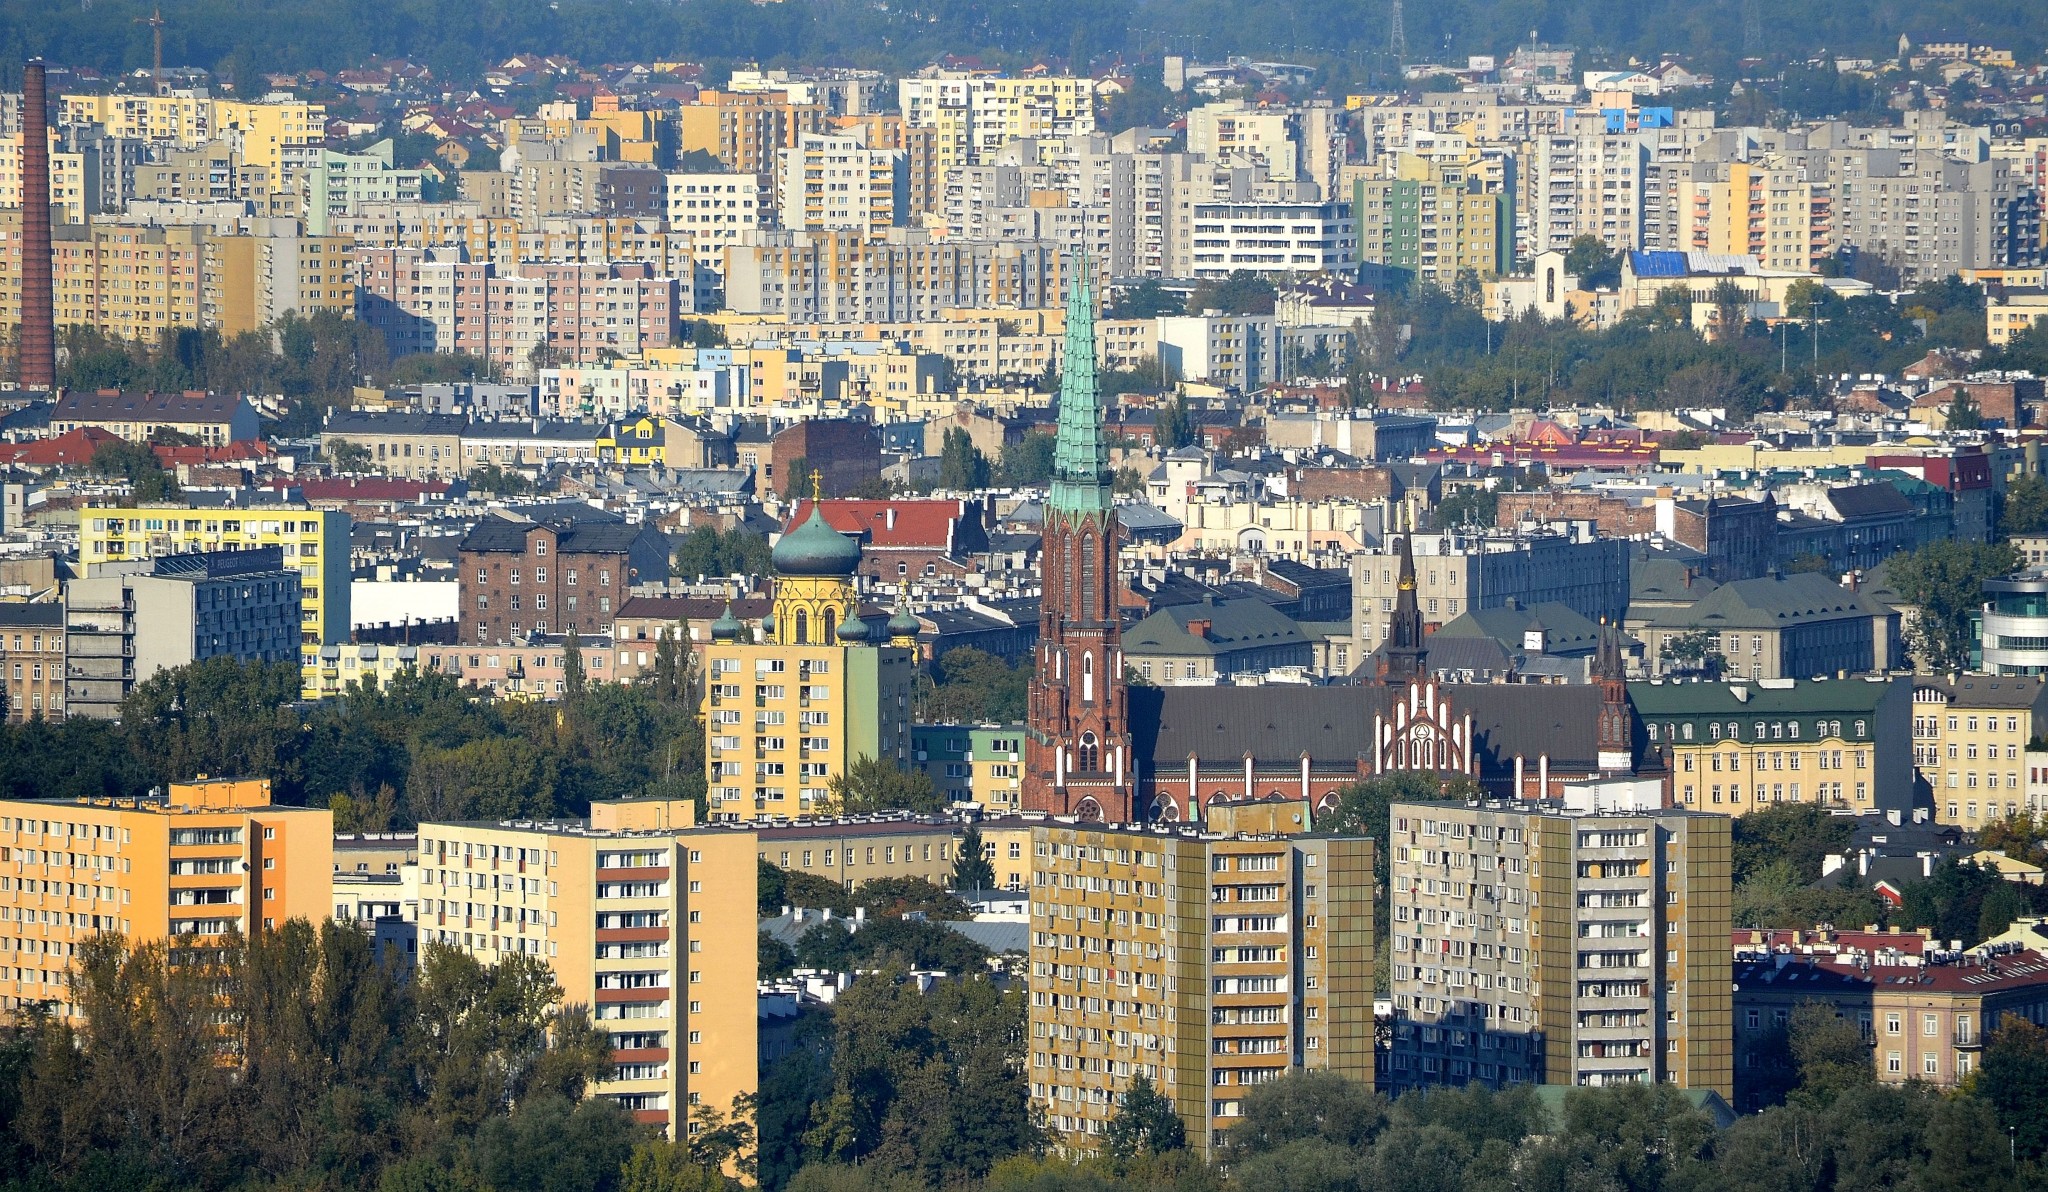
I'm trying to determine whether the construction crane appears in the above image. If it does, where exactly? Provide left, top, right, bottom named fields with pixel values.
left=135, top=6, right=166, bottom=95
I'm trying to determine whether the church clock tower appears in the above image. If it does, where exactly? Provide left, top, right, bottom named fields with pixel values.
left=1023, top=256, right=1134, bottom=822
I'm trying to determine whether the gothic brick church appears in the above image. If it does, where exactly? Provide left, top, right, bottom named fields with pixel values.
left=1021, top=263, right=1652, bottom=824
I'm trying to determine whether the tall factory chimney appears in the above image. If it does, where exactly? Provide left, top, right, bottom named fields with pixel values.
left=19, top=60, right=57, bottom=392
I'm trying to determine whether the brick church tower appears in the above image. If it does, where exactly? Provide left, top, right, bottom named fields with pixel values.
left=1022, top=257, right=1134, bottom=821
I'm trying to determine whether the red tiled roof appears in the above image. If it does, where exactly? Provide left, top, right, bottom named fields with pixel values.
left=785, top=499, right=970, bottom=551
left=0, top=426, right=120, bottom=467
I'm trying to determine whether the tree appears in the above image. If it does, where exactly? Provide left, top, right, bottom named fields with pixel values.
left=996, top=432, right=1058, bottom=487
left=2001, top=474, right=2048, bottom=537
left=1890, top=540, right=2021, bottom=672
left=1662, top=629, right=1726, bottom=678
left=826, top=755, right=943, bottom=814
left=327, top=439, right=375, bottom=472
left=1946, top=388, right=1984, bottom=430
left=562, top=629, right=587, bottom=703
left=469, top=464, right=537, bottom=496
left=918, top=647, right=1029, bottom=725
left=1976, top=1018, right=2048, bottom=1161
left=674, top=524, right=771, bottom=580
left=1101, top=1075, right=1186, bottom=1161
left=1787, top=1002, right=1874, bottom=1107
left=784, top=457, right=818, bottom=501
left=619, top=1141, right=738, bottom=1192
left=1222, top=1070, right=1386, bottom=1160
left=1154, top=393, right=1192, bottom=451
left=1186, top=270, right=1275, bottom=316
left=940, top=427, right=991, bottom=491
left=1108, top=280, right=1184, bottom=319
left=648, top=626, right=693, bottom=705
left=1563, top=234, right=1621, bottom=289
left=951, top=827, right=997, bottom=892
left=90, top=438, right=180, bottom=501
left=856, top=876, right=971, bottom=920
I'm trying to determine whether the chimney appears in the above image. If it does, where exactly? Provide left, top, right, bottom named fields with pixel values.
left=1189, top=618, right=1212, bottom=640
left=19, top=60, right=56, bottom=392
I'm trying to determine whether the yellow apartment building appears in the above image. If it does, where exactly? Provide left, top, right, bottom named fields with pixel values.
left=1630, top=678, right=1915, bottom=816
left=51, top=221, right=207, bottom=341
left=700, top=506, right=917, bottom=819
left=0, top=133, right=95, bottom=222
left=678, top=91, right=829, bottom=181
left=419, top=800, right=756, bottom=1139
left=0, top=777, right=333, bottom=1020
left=57, top=95, right=323, bottom=175
left=1028, top=823, right=1374, bottom=1155
left=1912, top=675, right=2048, bottom=828
left=753, top=816, right=963, bottom=889
left=78, top=504, right=353, bottom=645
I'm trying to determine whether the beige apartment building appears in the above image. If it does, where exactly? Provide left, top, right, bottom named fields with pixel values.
left=1911, top=675, right=2048, bottom=828
left=1028, top=822, right=1374, bottom=1155
left=1386, top=786, right=1732, bottom=1099
left=418, top=800, right=756, bottom=1139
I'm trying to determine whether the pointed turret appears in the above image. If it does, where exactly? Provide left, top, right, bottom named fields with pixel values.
left=1049, top=254, right=1113, bottom=524
left=1595, top=616, right=1634, bottom=773
left=1381, top=533, right=1427, bottom=682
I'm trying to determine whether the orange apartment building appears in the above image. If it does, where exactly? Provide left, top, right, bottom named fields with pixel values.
left=0, top=777, right=334, bottom=1019
left=417, top=800, right=756, bottom=1139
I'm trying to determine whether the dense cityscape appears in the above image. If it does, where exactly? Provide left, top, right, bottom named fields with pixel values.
left=6, top=8, right=2048, bottom=1192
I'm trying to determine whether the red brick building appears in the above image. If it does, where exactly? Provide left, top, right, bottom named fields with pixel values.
left=769, top=419, right=881, bottom=498
left=457, top=512, right=671, bottom=645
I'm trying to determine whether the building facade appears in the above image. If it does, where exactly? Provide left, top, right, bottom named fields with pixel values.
left=0, top=777, right=333, bottom=1020
left=698, top=508, right=918, bottom=819
left=418, top=800, right=755, bottom=1137
left=1386, top=788, right=1732, bottom=1098
left=1028, top=822, right=1374, bottom=1154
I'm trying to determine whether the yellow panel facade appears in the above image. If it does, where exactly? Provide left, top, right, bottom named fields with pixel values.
left=1028, top=824, right=1373, bottom=1156
left=419, top=810, right=757, bottom=1140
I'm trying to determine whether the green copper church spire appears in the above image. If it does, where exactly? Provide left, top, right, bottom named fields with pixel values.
left=1049, top=254, right=1114, bottom=523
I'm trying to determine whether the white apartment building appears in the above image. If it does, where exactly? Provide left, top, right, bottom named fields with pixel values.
left=1188, top=200, right=1357, bottom=277
left=665, top=172, right=762, bottom=276
left=777, top=133, right=908, bottom=232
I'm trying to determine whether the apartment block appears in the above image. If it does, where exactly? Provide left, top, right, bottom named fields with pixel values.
left=912, top=723, right=1026, bottom=812
left=724, top=229, right=1067, bottom=324
left=1911, top=675, right=2048, bottom=828
left=0, top=603, right=65, bottom=722
left=49, top=221, right=207, bottom=341
left=1355, top=153, right=1516, bottom=285
left=1188, top=200, right=1357, bottom=278
left=1631, top=676, right=1914, bottom=816
left=0, top=777, right=333, bottom=1020
left=418, top=800, right=756, bottom=1136
left=1386, top=788, right=1731, bottom=1098
left=77, top=503, right=352, bottom=646
left=778, top=133, right=910, bottom=232
left=665, top=172, right=762, bottom=275
left=1679, top=158, right=1833, bottom=272
left=353, top=248, right=682, bottom=377
left=677, top=90, right=830, bottom=186
left=699, top=595, right=918, bottom=819
left=202, top=218, right=355, bottom=336
left=1028, top=823, right=1374, bottom=1155
left=64, top=546, right=304, bottom=719
left=898, top=75, right=1095, bottom=176
left=752, top=816, right=962, bottom=889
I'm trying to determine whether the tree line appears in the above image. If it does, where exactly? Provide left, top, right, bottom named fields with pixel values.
left=1374, top=272, right=1992, bottom=417
left=4, top=0, right=2041, bottom=97
left=0, top=653, right=704, bottom=830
